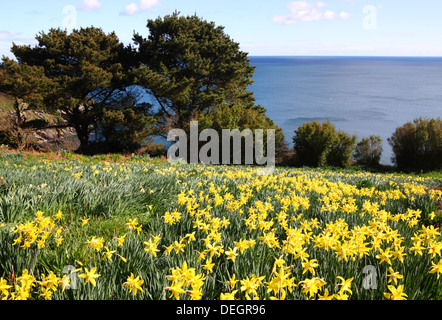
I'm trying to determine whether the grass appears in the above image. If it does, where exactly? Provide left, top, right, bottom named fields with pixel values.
left=0, top=93, right=14, bottom=112
left=0, top=150, right=441, bottom=300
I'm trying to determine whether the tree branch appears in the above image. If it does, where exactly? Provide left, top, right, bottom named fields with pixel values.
left=152, top=91, right=172, bottom=119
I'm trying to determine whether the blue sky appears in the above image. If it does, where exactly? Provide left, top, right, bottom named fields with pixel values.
left=1, top=0, right=442, bottom=58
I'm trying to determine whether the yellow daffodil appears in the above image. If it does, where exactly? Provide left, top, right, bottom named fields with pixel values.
left=336, top=276, right=353, bottom=296
left=102, top=247, right=116, bottom=261
left=166, top=280, right=186, bottom=300
left=81, top=218, right=90, bottom=227
left=387, top=267, right=403, bottom=285
left=86, top=236, right=104, bottom=252
left=375, top=248, right=392, bottom=265
left=220, top=290, right=238, bottom=300
left=54, top=210, right=63, bottom=221
left=226, top=274, right=239, bottom=290
left=302, top=259, right=319, bottom=276
left=123, top=273, right=144, bottom=296
left=116, top=234, right=126, bottom=247
left=429, top=260, right=442, bottom=279
left=0, top=278, right=12, bottom=299
left=225, top=247, right=239, bottom=263
left=384, top=285, right=407, bottom=300
left=144, top=239, right=160, bottom=257
left=78, top=267, right=101, bottom=287
left=299, top=277, right=326, bottom=298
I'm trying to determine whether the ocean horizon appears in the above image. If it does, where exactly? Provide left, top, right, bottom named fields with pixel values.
left=248, top=56, right=442, bottom=165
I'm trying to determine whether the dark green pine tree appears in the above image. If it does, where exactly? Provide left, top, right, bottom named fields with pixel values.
left=0, top=27, right=152, bottom=152
left=132, top=12, right=284, bottom=162
left=132, top=12, right=268, bottom=133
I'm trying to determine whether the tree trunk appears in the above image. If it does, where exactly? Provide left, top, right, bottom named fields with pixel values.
left=14, top=98, right=24, bottom=127
left=72, top=106, right=90, bottom=153
left=74, top=123, right=90, bottom=153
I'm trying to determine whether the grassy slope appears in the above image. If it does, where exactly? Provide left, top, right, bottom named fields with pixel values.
left=0, top=93, right=14, bottom=112
left=0, top=151, right=441, bottom=300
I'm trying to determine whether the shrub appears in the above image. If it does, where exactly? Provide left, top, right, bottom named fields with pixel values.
left=293, top=121, right=356, bottom=168
left=388, top=117, right=442, bottom=172
left=327, top=131, right=357, bottom=168
left=293, top=121, right=336, bottom=167
left=197, top=103, right=285, bottom=165
left=353, top=136, right=383, bottom=167
left=84, top=105, right=158, bottom=155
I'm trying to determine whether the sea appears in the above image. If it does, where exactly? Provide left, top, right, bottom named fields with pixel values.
left=248, top=56, right=442, bottom=165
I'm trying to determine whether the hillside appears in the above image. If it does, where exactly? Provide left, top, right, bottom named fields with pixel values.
left=0, top=93, right=14, bottom=111
left=0, top=153, right=441, bottom=300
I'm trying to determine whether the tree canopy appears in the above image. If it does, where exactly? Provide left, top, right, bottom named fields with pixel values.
left=132, top=13, right=271, bottom=134
left=0, top=13, right=284, bottom=159
left=1, top=27, right=155, bottom=153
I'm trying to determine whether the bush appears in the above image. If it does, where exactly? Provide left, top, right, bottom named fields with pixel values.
left=327, top=131, right=357, bottom=168
left=293, top=121, right=356, bottom=168
left=353, top=136, right=383, bottom=167
left=388, top=117, right=442, bottom=172
left=293, top=121, right=336, bottom=167
left=197, top=103, right=285, bottom=165
left=84, top=105, right=158, bottom=155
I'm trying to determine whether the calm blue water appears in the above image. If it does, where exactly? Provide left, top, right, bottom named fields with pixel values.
left=249, top=56, right=442, bottom=165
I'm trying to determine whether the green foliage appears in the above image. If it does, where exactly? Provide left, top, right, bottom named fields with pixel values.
left=293, top=121, right=336, bottom=167
left=197, top=103, right=285, bottom=164
left=0, top=62, right=51, bottom=149
left=388, top=118, right=442, bottom=172
left=293, top=121, right=356, bottom=168
left=132, top=12, right=265, bottom=137
left=1, top=15, right=282, bottom=158
left=1, top=27, right=133, bottom=151
left=327, top=131, right=357, bottom=168
left=0, top=156, right=179, bottom=224
left=88, top=104, right=158, bottom=154
left=0, top=59, right=51, bottom=111
left=354, top=135, right=383, bottom=167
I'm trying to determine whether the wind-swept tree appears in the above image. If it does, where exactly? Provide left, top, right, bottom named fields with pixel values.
left=0, top=27, right=155, bottom=153
left=132, top=13, right=273, bottom=133
left=131, top=12, right=284, bottom=162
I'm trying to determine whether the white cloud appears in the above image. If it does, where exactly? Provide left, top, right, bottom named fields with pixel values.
left=139, top=0, right=159, bottom=10
left=324, top=10, right=335, bottom=20
left=123, top=3, right=139, bottom=16
left=273, top=2, right=318, bottom=24
left=78, top=0, right=102, bottom=12
left=273, top=1, right=351, bottom=25
left=287, top=1, right=312, bottom=12
left=121, top=0, right=159, bottom=16
left=339, top=11, right=351, bottom=19
left=0, top=31, right=20, bottom=40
